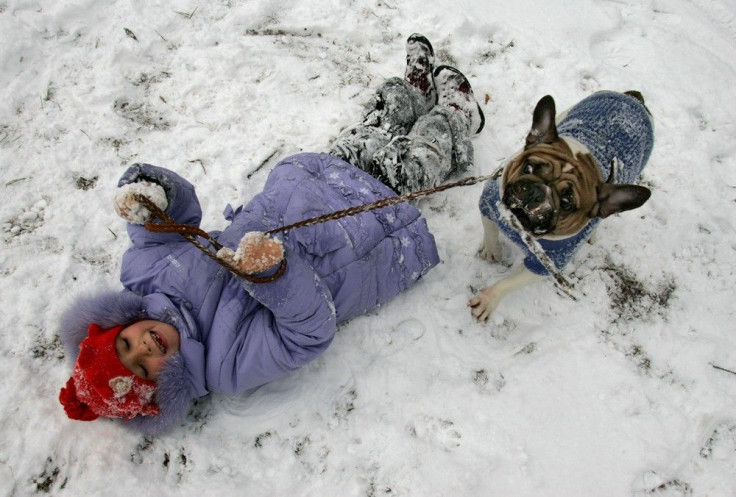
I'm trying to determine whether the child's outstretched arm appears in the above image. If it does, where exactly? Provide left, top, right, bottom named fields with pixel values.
left=115, top=163, right=203, bottom=247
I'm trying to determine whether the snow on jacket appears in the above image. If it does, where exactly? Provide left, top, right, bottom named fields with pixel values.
left=59, top=152, right=439, bottom=434
left=479, top=91, right=654, bottom=275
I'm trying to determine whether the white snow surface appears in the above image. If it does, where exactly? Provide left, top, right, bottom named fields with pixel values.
left=2, top=1, right=735, bottom=496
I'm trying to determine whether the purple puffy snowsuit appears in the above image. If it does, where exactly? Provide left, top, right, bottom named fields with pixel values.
left=59, top=153, right=439, bottom=434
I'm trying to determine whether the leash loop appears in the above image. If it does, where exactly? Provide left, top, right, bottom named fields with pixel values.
left=133, top=172, right=573, bottom=296
left=135, top=194, right=286, bottom=283
left=134, top=176, right=493, bottom=283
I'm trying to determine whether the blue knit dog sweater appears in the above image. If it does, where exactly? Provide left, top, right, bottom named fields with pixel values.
left=479, top=91, right=654, bottom=275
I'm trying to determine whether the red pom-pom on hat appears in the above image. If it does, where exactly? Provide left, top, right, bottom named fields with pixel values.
left=59, top=377, right=99, bottom=421
left=59, top=324, right=160, bottom=421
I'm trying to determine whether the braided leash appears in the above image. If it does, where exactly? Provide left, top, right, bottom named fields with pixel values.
left=134, top=172, right=576, bottom=297
left=135, top=194, right=287, bottom=284
left=134, top=176, right=495, bottom=283
left=266, top=174, right=496, bottom=235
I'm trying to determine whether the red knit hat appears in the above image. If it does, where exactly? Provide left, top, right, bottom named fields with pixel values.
left=59, top=324, right=160, bottom=421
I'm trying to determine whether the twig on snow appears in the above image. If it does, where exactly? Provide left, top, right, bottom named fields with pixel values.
left=175, top=6, right=198, bottom=19
left=6, top=177, right=30, bottom=186
left=710, top=363, right=736, bottom=376
left=188, top=159, right=206, bottom=174
left=124, top=28, right=138, bottom=41
left=247, top=149, right=281, bottom=179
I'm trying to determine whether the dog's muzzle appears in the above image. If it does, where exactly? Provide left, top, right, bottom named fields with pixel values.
left=503, top=180, right=557, bottom=235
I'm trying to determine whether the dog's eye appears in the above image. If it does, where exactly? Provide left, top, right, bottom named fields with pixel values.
left=558, top=186, right=576, bottom=213
left=560, top=196, right=576, bottom=213
left=523, top=160, right=535, bottom=175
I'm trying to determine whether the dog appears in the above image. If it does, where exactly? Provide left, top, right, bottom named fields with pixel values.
left=468, top=90, right=654, bottom=321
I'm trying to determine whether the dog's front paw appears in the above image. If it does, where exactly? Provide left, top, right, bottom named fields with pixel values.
left=467, top=286, right=501, bottom=322
left=477, top=242, right=501, bottom=262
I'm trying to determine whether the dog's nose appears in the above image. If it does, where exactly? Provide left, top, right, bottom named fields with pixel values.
left=503, top=181, right=556, bottom=235
left=523, top=183, right=547, bottom=205
left=504, top=180, right=548, bottom=209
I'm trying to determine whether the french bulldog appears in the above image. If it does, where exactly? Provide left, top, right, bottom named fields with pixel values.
left=468, top=90, right=654, bottom=321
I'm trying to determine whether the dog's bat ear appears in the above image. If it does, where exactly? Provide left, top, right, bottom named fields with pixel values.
left=525, top=95, right=558, bottom=148
left=595, top=184, right=651, bottom=218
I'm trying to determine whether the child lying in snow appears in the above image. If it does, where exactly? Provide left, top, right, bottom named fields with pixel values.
left=58, top=34, right=485, bottom=434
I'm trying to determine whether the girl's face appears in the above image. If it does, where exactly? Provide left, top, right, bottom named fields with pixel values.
left=115, top=320, right=180, bottom=381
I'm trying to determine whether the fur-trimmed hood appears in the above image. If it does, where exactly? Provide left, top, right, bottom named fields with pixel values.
left=58, top=289, right=197, bottom=435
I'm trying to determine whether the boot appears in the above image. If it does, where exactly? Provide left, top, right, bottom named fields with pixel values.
left=434, top=65, right=485, bottom=135
left=405, top=33, right=437, bottom=113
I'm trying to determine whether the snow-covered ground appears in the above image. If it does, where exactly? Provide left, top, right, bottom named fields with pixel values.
left=2, top=1, right=735, bottom=495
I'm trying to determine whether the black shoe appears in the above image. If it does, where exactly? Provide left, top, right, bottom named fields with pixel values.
left=405, top=33, right=437, bottom=110
left=434, top=65, right=485, bottom=135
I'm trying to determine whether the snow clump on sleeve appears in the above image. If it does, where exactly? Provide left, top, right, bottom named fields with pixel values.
left=113, top=181, right=168, bottom=224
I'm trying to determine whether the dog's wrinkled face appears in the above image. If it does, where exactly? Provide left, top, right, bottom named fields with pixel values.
left=502, top=142, right=602, bottom=237
left=502, top=95, right=651, bottom=237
